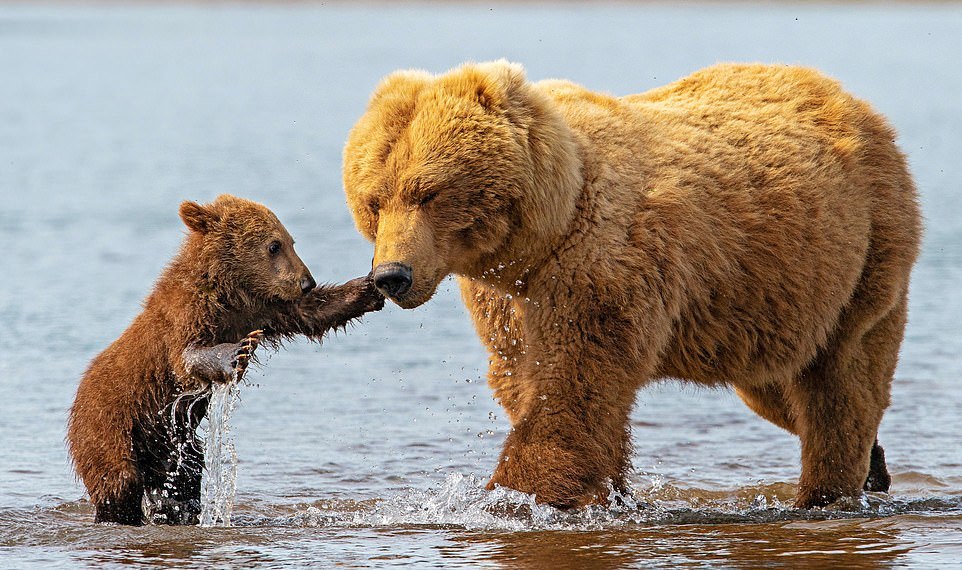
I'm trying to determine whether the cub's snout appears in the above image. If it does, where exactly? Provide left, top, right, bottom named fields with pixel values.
left=300, top=274, right=317, bottom=294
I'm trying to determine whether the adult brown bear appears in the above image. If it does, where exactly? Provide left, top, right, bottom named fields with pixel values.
left=342, top=62, right=921, bottom=509
left=68, top=195, right=384, bottom=525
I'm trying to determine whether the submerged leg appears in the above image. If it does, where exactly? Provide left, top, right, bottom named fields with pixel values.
left=138, top=394, right=210, bottom=525
left=93, top=474, right=145, bottom=525
left=69, top=390, right=147, bottom=525
left=864, top=439, right=891, bottom=492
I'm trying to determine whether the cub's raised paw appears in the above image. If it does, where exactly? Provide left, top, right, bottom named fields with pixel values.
left=350, top=273, right=386, bottom=313
left=231, top=330, right=263, bottom=380
left=361, top=276, right=386, bottom=312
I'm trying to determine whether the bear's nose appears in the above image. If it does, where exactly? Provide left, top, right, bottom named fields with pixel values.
left=300, top=274, right=316, bottom=294
left=373, top=263, right=413, bottom=298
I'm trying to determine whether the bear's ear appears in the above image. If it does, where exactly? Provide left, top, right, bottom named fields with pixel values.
left=472, top=60, right=527, bottom=111
left=179, top=200, right=218, bottom=234
left=369, top=70, right=433, bottom=109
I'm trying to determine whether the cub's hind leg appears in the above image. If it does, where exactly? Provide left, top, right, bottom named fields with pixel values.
left=137, top=394, right=209, bottom=525
left=92, top=471, right=145, bottom=525
left=69, top=395, right=147, bottom=525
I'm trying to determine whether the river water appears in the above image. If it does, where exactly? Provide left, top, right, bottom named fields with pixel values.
left=1, top=2, right=961, bottom=568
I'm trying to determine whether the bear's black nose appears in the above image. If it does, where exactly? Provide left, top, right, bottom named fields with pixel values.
left=373, top=263, right=413, bottom=298
left=300, top=275, right=316, bottom=294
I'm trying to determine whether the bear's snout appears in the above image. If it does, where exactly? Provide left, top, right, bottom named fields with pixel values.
left=373, top=262, right=413, bottom=299
left=300, top=274, right=316, bottom=294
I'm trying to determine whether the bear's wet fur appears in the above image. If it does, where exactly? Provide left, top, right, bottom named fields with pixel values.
left=343, top=62, right=921, bottom=509
left=68, top=194, right=383, bottom=525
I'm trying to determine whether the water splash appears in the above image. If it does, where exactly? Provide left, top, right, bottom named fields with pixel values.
left=271, top=473, right=962, bottom=532
left=199, top=381, right=241, bottom=527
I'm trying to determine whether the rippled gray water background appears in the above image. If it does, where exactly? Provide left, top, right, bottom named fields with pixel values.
left=1, top=2, right=961, bottom=568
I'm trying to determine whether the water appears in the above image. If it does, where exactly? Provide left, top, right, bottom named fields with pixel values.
left=199, top=381, right=242, bottom=528
left=2, top=2, right=961, bottom=568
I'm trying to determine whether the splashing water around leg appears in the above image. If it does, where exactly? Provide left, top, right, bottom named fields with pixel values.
left=199, top=381, right=241, bottom=527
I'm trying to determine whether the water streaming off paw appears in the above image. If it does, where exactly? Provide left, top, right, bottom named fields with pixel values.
left=2, top=3, right=962, bottom=568
left=200, top=381, right=241, bottom=527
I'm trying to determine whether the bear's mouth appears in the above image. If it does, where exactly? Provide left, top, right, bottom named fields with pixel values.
left=388, top=272, right=445, bottom=310
left=390, top=290, right=432, bottom=309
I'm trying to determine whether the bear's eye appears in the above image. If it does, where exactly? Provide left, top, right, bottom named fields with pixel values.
left=268, top=241, right=282, bottom=256
left=369, top=199, right=380, bottom=215
left=419, top=191, right=439, bottom=207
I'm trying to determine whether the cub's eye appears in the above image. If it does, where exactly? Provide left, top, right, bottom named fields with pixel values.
left=268, top=241, right=282, bottom=256
left=369, top=199, right=380, bottom=215
left=419, top=191, right=439, bottom=207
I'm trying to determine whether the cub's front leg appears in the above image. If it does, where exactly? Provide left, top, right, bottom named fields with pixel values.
left=182, top=330, right=263, bottom=385
left=270, top=273, right=384, bottom=339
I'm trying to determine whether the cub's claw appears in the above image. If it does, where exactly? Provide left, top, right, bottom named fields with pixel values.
left=349, top=273, right=386, bottom=313
left=231, top=330, right=263, bottom=380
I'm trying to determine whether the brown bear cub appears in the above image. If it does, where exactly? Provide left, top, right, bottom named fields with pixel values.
left=67, top=194, right=383, bottom=525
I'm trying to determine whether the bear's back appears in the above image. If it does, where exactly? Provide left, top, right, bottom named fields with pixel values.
left=536, top=64, right=901, bottom=205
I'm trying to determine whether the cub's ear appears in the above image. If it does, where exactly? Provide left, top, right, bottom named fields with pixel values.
left=179, top=200, right=218, bottom=234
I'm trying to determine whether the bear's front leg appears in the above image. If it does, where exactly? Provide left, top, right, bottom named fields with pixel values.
left=486, top=364, right=636, bottom=508
left=487, top=414, right=625, bottom=508
left=182, top=330, right=263, bottom=385
left=482, top=293, right=661, bottom=509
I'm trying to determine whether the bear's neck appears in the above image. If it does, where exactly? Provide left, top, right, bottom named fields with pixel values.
left=464, top=92, right=586, bottom=287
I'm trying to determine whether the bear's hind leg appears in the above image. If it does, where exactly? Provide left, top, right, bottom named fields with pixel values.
left=790, top=296, right=906, bottom=508
left=864, top=439, right=892, bottom=492
left=737, top=382, right=891, bottom=495
left=167, top=393, right=208, bottom=524
left=163, top=436, right=204, bottom=525
left=141, top=444, right=204, bottom=525
left=146, top=451, right=202, bottom=524
left=791, top=365, right=881, bottom=508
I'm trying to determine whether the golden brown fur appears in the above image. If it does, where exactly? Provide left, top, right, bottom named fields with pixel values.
left=68, top=194, right=383, bottom=524
left=343, top=62, right=921, bottom=508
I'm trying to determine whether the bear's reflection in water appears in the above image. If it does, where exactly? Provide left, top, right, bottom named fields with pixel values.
left=451, top=519, right=910, bottom=570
